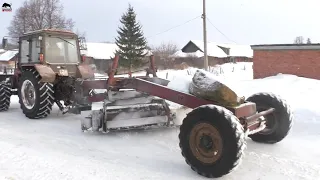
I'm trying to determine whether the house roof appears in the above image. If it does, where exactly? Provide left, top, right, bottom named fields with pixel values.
left=81, top=42, right=153, bottom=60
left=218, top=43, right=253, bottom=57
left=179, top=40, right=253, bottom=58
left=169, top=50, right=204, bottom=58
left=186, top=40, right=228, bottom=58
left=0, top=50, right=18, bottom=61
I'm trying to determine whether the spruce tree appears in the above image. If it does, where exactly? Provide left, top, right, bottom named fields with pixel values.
left=115, top=4, right=148, bottom=70
left=307, top=38, right=312, bottom=44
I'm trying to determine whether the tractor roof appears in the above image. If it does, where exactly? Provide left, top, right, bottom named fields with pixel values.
left=22, top=29, right=77, bottom=37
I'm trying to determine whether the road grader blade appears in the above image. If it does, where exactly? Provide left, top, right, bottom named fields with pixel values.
left=81, top=89, right=176, bottom=132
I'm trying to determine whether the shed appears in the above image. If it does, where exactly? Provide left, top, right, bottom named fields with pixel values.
left=0, top=50, right=18, bottom=73
left=171, top=40, right=253, bottom=67
left=81, top=42, right=153, bottom=72
left=251, top=44, right=320, bottom=80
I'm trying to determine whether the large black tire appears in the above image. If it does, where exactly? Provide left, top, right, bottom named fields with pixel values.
left=18, top=69, right=55, bottom=119
left=179, top=105, right=246, bottom=178
left=0, top=83, right=11, bottom=112
left=246, top=92, right=293, bottom=144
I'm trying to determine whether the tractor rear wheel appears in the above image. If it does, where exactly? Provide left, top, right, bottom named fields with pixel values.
left=179, top=105, right=246, bottom=178
left=18, top=69, right=55, bottom=119
left=246, top=92, right=293, bottom=144
left=0, top=83, right=11, bottom=112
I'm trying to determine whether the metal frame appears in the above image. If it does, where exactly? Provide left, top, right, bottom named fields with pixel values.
left=77, top=55, right=274, bottom=134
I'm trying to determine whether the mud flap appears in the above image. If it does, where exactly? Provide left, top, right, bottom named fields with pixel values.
left=34, top=64, right=56, bottom=83
left=78, top=64, right=95, bottom=79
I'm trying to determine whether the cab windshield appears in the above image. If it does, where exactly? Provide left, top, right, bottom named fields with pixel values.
left=45, top=36, right=79, bottom=63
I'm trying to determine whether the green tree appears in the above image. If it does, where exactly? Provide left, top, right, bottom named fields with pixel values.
left=115, top=4, right=148, bottom=71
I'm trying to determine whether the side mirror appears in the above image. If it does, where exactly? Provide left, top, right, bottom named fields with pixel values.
left=2, top=37, right=8, bottom=49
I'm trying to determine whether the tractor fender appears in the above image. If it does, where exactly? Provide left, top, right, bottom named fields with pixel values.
left=34, top=64, right=56, bottom=83
left=78, top=64, right=95, bottom=79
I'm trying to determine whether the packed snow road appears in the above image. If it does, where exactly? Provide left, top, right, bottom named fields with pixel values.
left=0, top=65, right=320, bottom=180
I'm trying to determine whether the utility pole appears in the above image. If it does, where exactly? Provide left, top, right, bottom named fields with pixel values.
left=202, top=0, right=208, bottom=71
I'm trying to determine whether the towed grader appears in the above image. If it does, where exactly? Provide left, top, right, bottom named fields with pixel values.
left=0, top=29, right=293, bottom=178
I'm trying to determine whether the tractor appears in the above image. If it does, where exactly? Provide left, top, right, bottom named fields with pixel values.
left=0, top=29, right=94, bottom=118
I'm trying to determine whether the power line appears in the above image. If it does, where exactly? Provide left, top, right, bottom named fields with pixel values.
left=147, top=15, right=201, bottom=39
left=206, top=17, right=237, bottom=44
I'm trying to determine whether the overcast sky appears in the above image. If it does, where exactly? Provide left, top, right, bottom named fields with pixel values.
left=0, top=0, right=319, bottom=48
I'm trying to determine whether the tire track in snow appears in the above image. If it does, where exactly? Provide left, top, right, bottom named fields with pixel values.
left=244, top=151, right=320, bottom=179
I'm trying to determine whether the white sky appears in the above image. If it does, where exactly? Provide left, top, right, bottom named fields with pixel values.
left=0, top=0, right=319, bottom=48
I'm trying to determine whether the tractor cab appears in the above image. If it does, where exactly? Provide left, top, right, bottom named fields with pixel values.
left=19, top=29, right=81, bottom=64
left=15, top=29, right=88, bottom=77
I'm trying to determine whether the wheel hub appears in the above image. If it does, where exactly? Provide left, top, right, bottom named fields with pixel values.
left=200, top=134, right=214, bottom=150
left=21, top=80, right=36, bottom=110
left=189, top=123, right=223, bottom=164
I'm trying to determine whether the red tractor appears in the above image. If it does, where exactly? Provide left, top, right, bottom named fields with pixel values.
left=0, top=29, right=293, bottom=178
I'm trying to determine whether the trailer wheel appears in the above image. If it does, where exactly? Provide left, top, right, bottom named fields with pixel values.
left=0, top=83, right=11, bottom=112
left=18, top=69, right=54, bottom=119
left=179, top=105, right=246, bottom=178
left=246, top=92, right=293, bottom=144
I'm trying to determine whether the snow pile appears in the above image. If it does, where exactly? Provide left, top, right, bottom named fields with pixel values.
left=165, top=73, right=193, bottom=109
left=166, top=74, right=192, bottom=94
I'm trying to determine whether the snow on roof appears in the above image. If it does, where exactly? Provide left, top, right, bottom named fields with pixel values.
left=0, top=49, right=5, bottom=54
left=81, top=42, right=152, bottom=60
left=217, top=43, right=253, bottom=58
left=176, top=40, right=253, bottom=58
left=0, top=50, right=18, bottom=61
left=169, top=50, right=204, bottom=58
left=190, top=40, right=228, bottom=58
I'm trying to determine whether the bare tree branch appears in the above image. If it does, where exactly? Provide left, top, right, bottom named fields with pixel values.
left=151, top=41, right=179, bottom=59
left=294, top=36, right=304, bottom=44
left=7, top=0, right=76, bottom=37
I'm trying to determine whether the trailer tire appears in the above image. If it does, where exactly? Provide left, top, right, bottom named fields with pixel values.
left=18, top=69, right=54, bottom=119
left=246, top=92, right=293, bottom=144
left=0, top=83, right=11, bottom=112
left=179, top=105, right=246, bottom=178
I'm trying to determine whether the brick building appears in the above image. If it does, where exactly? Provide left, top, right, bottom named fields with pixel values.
left=251, top=44, right=320, bottom=80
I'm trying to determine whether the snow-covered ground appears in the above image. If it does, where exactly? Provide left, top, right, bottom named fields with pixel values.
left=1, top=62, right=320, bottom=180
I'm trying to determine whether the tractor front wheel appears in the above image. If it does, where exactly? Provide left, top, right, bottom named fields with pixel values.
left=18, top=69, right=54, bottom=119
left=179, top=105, right=246, bottom=178
left=246, top=92, right=293, bottom=144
